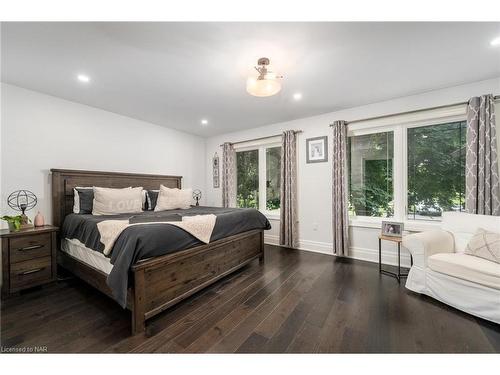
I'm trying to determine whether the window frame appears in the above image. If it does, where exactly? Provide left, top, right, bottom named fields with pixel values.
left=347, top=104, right=466, bottom=231
left=234, top=137, right=282, bottom=219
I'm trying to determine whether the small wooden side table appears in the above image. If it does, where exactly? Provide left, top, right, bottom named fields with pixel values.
left=378, top=235, right=412, bottom=283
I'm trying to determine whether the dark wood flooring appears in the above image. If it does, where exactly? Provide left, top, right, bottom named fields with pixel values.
left=1, top=245, right=499, bottom=353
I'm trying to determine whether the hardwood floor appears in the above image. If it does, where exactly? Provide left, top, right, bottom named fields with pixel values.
left=1, top=245, right=499, bottom=353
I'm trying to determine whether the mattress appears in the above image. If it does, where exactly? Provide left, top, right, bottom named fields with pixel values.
left=61, top=238, right=113, bottom=275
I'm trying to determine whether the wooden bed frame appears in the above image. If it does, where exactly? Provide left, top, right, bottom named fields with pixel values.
left=51, top=169, right=264, bottom=335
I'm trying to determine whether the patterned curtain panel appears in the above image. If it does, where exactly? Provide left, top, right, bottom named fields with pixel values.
left=280, top=130, right=299, bottom=248
left=331, top=120, right=349, bottom=256
left=465, top=95, right=500, bottom=216
left=221, top=142, right=236, bottom=208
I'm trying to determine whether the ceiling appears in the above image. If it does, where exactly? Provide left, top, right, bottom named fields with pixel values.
left=2, top=22, right=500, bottom=137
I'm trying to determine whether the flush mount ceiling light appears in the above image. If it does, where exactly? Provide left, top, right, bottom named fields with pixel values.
left=201, top=119, right=208, bottom=126
left=293, top=92, right=303, bottom=101
left=491, top=36, right=500, bottom=46
left=246, top=57, right=283, bottom=97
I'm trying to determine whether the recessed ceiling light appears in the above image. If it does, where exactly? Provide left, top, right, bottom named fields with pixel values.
left=491, top=36, right=500, bottom=46
left=293, top=92, right=303, bottom=101
left=77, top=74, right=90, bottom=83
left=201, top=119, right=208, bottom=126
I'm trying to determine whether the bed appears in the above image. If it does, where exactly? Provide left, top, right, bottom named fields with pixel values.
left=51, top=169, right=269, bottom=334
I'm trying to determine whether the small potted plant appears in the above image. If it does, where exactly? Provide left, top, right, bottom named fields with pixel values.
left=1, top=215, right=29, bottom=232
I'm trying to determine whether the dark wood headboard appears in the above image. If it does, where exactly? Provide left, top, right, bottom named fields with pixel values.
left=51, top=169, right=182, bottom=227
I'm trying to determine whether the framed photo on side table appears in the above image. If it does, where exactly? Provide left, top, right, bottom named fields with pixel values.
left=381, top=221, right=404, bottom=237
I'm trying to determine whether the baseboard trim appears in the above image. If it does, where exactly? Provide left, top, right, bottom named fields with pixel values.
left=265, top=235, right=411, bottom=267
left=298, top=239, right=333, bottom=255
left=264, top=234, right=280, bottom=246
left=349, top=246, right=412, bottom=268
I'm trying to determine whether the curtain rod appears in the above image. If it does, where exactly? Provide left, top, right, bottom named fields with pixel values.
left=220, top=130, right=302, bottom=147
left=329, top=95, right=500, bottom=126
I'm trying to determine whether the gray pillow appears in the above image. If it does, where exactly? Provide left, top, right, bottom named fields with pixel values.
left=146, top=190, right=159, bottom=211
left=465, top=228, right=500, bottom=264
left=73, top=188, right=94, bottom=214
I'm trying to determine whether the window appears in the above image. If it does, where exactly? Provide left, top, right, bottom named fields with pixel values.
left=347, top=112, right=467, bottom=226
left=266, top=147, right=281, bottom=212
left=348, top=132, right=394, bottom=217
left=236, top=150, right=259, bottom=208
left=407, top=121, right=466, bottom=220
left=236, top=143, right=281, bottom=216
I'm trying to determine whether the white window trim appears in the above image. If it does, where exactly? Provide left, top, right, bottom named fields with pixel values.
left=234, top=138, right=281, bottom=219
left=348, top=104, right=467, bottom=231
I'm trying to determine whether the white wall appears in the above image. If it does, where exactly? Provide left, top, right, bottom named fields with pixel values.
left=205, top=77, right=500, bottom=266
left=0, top=84, right=206, bottom=226
left=2, top=78, right=499, bottom=266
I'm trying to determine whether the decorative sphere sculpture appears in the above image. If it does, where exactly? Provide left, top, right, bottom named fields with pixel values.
left=192, top=189, right=202, bottom=206
left=7, top=190, right=37, bottom=227
left=8, top=190, right=37, bottom=214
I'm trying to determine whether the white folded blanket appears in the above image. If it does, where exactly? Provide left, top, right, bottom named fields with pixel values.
left=97, top=214, right=217, bottom=256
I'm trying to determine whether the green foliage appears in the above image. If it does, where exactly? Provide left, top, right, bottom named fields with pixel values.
left=266, top=197, right=280, bottom=210
left=237, top=150, right=259, bottom=208
left=1, top=215, right=24, bottom=230
left=266, top=147, right=281, bottom=211
left=348, top=121, right=466, bottom=219
left=407, top=122, right=466, bottom=218
left=351, top=159, right=394, bottom=217
left=348, top=132, right=394, bottom=217
left=236, top=147, right=282, bottom=212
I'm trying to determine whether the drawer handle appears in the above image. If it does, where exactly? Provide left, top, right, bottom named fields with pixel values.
left=19, top=267, right=45, bottom=276
left=18, top=245, right=44, bottom=252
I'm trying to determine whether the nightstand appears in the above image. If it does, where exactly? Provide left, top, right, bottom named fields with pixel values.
left=1, top=225, right=58, bottom=298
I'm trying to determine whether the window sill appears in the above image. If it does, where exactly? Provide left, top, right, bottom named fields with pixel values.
left=349, top=217, right=441, bottom=233
left=264, top=213, right=280, bottom=221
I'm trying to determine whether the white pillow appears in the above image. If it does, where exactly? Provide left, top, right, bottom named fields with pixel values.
left=92, top=186, right=143, bottom=215
left=154, top=185, right=192, bottom=211
left=465, top=228, right=500, bottom=264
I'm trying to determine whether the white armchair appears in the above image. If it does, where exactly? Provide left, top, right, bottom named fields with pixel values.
left=402, top=212, right=500, bottom=324
left=403, top=230, right=454, bottom=268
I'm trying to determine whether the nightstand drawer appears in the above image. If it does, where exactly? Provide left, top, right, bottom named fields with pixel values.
left=9, top=233, right=51, bottom=263
left=10, top=256, right=52, bottom=290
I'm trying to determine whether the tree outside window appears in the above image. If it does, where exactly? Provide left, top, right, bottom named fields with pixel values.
left=236, top=149, right=259, bottom=208
left=347, top=120, right=467, bottom=222
left=407, top=121, right=466, bottom=220
left=236, top=145, right=281, bottom=214
left=348, top=132, right=394, bottom=217
left=266, top=147, right=281, bottom=211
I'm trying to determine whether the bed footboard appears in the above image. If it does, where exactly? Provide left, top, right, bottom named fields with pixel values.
left=130, top=229, right=264, bottom=334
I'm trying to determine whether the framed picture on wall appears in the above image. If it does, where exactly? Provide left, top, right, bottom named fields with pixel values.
left=306, top=136, right=328, bottom=163
left=213, top=153, right=220, bottom=188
